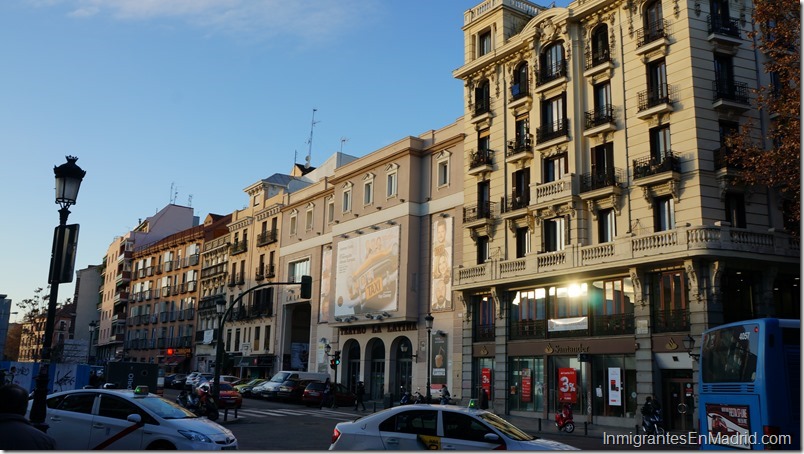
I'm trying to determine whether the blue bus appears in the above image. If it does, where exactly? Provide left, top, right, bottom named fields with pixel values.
left=698, top=318, right=800, bottom=450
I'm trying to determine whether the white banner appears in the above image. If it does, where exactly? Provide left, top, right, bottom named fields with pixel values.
left=608, top=367, right=622, bottom=406
left=548, top=316, right=588, bottom=332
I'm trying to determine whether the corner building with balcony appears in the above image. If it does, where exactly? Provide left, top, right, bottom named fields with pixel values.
left=452, top=0, right=799, bottom=431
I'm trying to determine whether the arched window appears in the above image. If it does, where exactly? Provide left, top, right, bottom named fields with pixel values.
left=641, top=0, right=665, bottom=45
left=512, top=62, right=529, bottom=99
left=539, top=42, right=565, bottom=84
left=590, top=25, right=610, bottom=67
left=474, top=79, right=490, bottom=115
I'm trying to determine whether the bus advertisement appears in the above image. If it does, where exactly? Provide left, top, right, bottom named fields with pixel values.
left=698, top=318, right=800, bottom=450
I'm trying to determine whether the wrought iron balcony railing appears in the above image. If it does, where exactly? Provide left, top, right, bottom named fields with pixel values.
left=585, top=104, right=614, bottom=129
left=633, top=151, right=681, bottom=179
left=585, top=47, right=611, bottom=70
left=581, top=168, right=625, bottom=192
left=536, top=59, right=567, bottom=86
left=712, top=80, right=749, bottom=105
left=506, top=135, right=533, bottom=156
left=638, top=84, right=673, bottom=112
left=536, top=118, right=569, bottom=144
left=469, top=149, right=493, bottom=169
left=637, top=19, right=668, bottom=47
left=707, top=15, right=740, bottom=38
left=463, top=201, right=496, bottom=223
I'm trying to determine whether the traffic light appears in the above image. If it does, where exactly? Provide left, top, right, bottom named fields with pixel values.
left=330, top=359, right=337, bottom=369
left=333, top=351, right=341, bottom=366
left=300, top=275, right=313, bottom=299
left=167, top=348, right=174, bottom=356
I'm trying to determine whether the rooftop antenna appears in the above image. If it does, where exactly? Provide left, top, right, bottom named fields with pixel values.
left=169, top=182, right=178, bottom=204
left=340, top=137, right=349, bottom=154
left=187, top=194, right=193, bottom=207
left=305, top=108, right=318, bottom=169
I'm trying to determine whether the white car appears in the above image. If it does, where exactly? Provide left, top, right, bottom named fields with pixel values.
left=330, top=404, right=578, bottom=450
left=31, top=386, right=237, bottom=450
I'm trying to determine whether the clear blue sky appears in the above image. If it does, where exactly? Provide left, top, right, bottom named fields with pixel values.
left=0, top=0, right=566, bottom=321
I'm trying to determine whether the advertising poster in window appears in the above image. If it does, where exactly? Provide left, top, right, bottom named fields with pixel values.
left=521, top=368, right=532, bottom=403
left=431, top=217, right=453, bottom=312
left=608, top=367, right=622, bottom=406
left=481, top=367, right=492, bottom=399
left=557, top=368, right=578, bottom=403
left=319, top=247, right=332, bottom=323
left=334, top=225, right=400, bottom=316
left=431, top=333, right=448, bottom=385
left=290, top=342, right=310, bottom=371
left=705, top=404, right=751, bottom=449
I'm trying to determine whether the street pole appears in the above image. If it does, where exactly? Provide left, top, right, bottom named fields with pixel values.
left=424, top=312, right=434, bottom=403
left=30, top=156, right=85, bottom=433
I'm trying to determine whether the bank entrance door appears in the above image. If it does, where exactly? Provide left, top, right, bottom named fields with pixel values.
left=663, top=375, right=694, bottom=431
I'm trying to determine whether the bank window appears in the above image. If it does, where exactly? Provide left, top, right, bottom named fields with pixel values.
left=512, top=289, right=547, bottom=322
left=551, top=285, right=588, bottom=318
left=590, top=278, right=635, bottom=316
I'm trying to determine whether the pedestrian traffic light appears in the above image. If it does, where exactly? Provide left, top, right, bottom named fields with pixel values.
left=300, top=275, right=313, bottom=299
left=333, top=352, right=341, bottom=366
left=330, top=359, right=337, bottom=369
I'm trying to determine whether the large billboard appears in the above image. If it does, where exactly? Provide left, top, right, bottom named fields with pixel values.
left=334, top=225, right=400, bottom=317
left=319, top=247, right=333, bottom=323
left=431, top=217, right=453, bottom=312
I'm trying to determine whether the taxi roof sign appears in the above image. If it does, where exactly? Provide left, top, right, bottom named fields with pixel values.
left=133, top=385, right=149, bottom=395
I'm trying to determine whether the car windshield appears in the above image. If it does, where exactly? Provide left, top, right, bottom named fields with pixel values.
left=219, top=383, right=234, bottom=391
left=476, top=412, right=535, bottom=441
left=138, top=395, right=197, bottom=420
left=270, top=372, right=291, bottom=383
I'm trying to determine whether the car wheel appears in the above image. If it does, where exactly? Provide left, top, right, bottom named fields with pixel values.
left=147, top=441, right=176, bottom=450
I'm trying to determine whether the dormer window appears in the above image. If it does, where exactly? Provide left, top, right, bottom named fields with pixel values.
left=478, top=29, right=492, bottom=57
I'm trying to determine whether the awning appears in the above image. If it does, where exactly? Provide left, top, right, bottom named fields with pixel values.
left=164, top=356, right=185, bottom=366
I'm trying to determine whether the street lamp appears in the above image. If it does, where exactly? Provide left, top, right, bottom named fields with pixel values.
left=88, top=321, right=98, bottom=364
left=213, top=297, right=227, bottom=404
left=30, top=156, right=86, bottom=433
left=324, top=344, right=340, bottom=408
left=424, top=312, right=434, bottom=403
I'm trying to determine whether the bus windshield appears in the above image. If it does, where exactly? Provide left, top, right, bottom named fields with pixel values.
left=701, top=322, right=760, bottom=383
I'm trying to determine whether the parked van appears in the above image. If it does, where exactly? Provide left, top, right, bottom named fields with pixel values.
left=255, top=371, right=330, bottom=399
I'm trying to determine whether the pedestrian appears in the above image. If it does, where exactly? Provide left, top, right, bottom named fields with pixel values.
left=440, top=386, right=451, bottom=405
left=354, top=381, right=366, bottom=411
left=320, top=378, right=331, bottom=409
left=0, top=384, right=56, bottom=450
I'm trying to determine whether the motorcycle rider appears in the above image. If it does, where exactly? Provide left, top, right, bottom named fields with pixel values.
left=641, top=396, right=663, bottom=434
left=439, top=386, right=451, bottom=405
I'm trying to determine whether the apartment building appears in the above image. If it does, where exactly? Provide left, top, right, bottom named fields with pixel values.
left=96, top=204, right=199, bottom=363
left=277, top=123, right=465, bottom=401
left=215, top=170, right=318, bottom=379
left=126, top=224, right=204, bottom=369
left=452, top=0, right=799, bottom=430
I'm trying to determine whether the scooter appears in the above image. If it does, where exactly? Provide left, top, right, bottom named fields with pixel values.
left=555, top=403, right=575, bottom=433
left=642, top=409, right=665, bottom=435
left=178, top=388, right=220, bottom=421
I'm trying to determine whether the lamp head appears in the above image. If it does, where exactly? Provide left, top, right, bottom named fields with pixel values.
left=215, top=298, right=226, bottom=315
left=325, top=344, right=331, bottom=354
left=424, top=312, right=434, bottom=330
left=54, top=156, right=86, bottom=209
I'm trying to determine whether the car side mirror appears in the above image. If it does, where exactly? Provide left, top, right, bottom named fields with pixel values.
left=483, top=433, right=501, bottom=442
left=127, top=414, right=142, bottom=424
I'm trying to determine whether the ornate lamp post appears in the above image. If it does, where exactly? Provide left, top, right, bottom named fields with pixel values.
left=30, top=156, right=86, bottom=432
left=424, top=312, right=434, bottom=403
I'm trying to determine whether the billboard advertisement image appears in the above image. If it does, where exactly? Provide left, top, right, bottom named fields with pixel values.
left=334, top=225, right=400, bottom=316
left=431, top=217, right=453, bottom=311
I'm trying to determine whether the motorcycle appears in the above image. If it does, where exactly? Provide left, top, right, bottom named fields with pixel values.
left=413, top=388, right=425, bottom=404
left=178, top=387, right=220, bottom=421
left=439, top=389, right=451, bottom=405
left=555, top=403, right=575, bottom=433
left=642, top=409, right=665, bottom=435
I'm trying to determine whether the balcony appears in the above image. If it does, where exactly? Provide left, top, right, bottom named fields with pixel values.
left=115, top=270, right=131, bottom=286
left=468, top=149, right=493, bottom=176
left=713, top=80, right=750, bottom=114
left=636, top=19, right=669, bottom=55
left=652, top=309, right=690, bottom=333
left=463, top=202, right=495, bottom=224
left=474, top=98, right=490, bottom=118
left=580, top=168, right=624, bottom=195
left=255, top=265, right=265, bottom=281
left=113, top=291, right=129, bottom=304
left=583, top=105, right=616, bottom=137
left=454, top=224, right=799, bottom=289
left=256, top=229, right=278, bottom=246
left=510, top=319, right=547, bottom=340
left=502, top=192, right=530, bottom=215
left=230, top=241, right=247, bottom=256
left=707, top=15, right=742, bottom=49
left=633, top=151, right=681, bottom=182
left=713, top=147, right=742, bottom=173
left=535, top=60, right=567, bottom=93
left=506, top=135, right=533, bottom=164
left=473, top=324, right=495, bottom=342
left=266, top=264, right=276, bottom=278
left=590, top=313, right=635, bottom=336
left=636, top=84, right=674, bottom=119
left=228, top=273, right=245, bottom=288
left=535, top=118, right=569, bottom=148
left=186, top=254, right=199, bottom=267
left=584, top=48, right=613, bottom=78
left=531, top=175, right=576, bottom=209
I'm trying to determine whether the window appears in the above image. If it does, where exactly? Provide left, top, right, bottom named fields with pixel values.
left=477, top=235, right=490, bottom=264
left=515, top=226, right=530, bottom=258
left=305, top=207, right=314, bottom=231
left=477, top=180, right=490, bottom=217
left=592, top=82, right=612, bottom=125
left=443, top=412, right=495, bottom=442
left=437, top=157, right=450, bottom=187
left=591, top=25, right=610, bottom=66
left=544, top=153, right=568, bottom=183
left=289, top=212, right=297, bottom=236
left=512, top=168, right=530, bottom=206
left=654, top=196, right=675, bottom=232
left=540, top=42, right=565, bottom=82
left=478, top=128, right=490, bottom=154
left=98, top=395, right=153, bottom=423
left=644, top=0, right=664, bottom=35
left=475, top=79, right=490, bottom=115
left=379, top=409, right=439, bottom=436
left=724, top=193, right=746, bottom=228
left=591, top=143, right=614, bottom=181
left=649, top=125, right=671, bottom=162
left=647, top=59, right=668, bottom=102
left=598, top=208, right=616, bottom=243
left=364, top=180, right=373, bottom=205
left=288, top=259, right=311, bottom=283
left=386, top=168, right=398, bottom=198
left=327, top=198, right=335, bottom=223
left=714, top=53, right=735, bottom=95
left=512, top=62, right=529, bottom=98
left=650, top=270, right=688, bottom=331
left=51, top=393, right=95, bottom=414
left=539, top=94, right=567, bottom=142
left=342, top=186, right=352, bottom=213
left=478, top=30, right=492, bottom=57
left=263, top=325, right=271, bottom=351
left=513, top=115, right=530, bottom=150
left=543, top=216, right=567, bottom=252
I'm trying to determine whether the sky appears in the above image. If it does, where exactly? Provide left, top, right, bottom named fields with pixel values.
left=0, top=0, right=568, bottom=322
